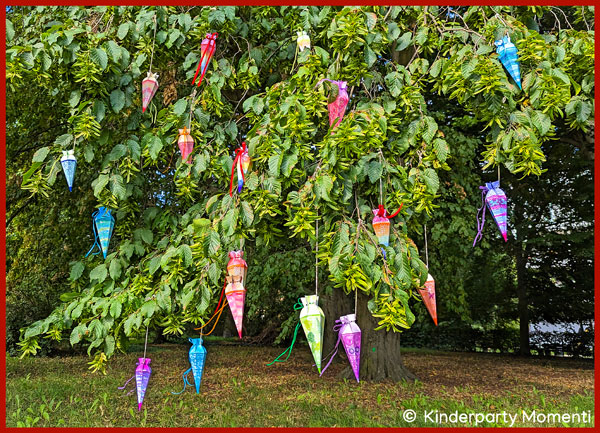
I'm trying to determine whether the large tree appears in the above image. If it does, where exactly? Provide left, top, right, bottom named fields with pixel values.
left=8, top=6, right=594, bottom=379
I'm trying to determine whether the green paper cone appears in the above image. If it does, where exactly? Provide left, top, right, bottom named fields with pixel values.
left=299, top=294, right=325, bottom=373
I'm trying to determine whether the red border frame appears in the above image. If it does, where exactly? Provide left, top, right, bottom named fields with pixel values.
left=1, top=2, right=597, bottom=432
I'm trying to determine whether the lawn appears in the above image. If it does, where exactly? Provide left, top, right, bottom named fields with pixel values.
left=5, top=341, right=594, bottom=427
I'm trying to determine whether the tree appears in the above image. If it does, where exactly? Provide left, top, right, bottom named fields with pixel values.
left=8, top=6, right=594, bottom=379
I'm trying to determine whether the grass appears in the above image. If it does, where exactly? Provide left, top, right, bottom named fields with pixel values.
left=5, top=343, right=595, bottom=427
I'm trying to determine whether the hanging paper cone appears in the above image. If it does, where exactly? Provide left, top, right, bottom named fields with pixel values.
left=225, top=276, right=246, bottom=338
left=189, top=338, right=207, bottom=393
left=485, top=181, right=508, bottom=242
left=192, top=33, right=218, bottom=87
left=142, top=72, right=159, bottom=113
left=297, top=31, right=311, bottom=52
left=371, top=205, right=403, bottom=248
left=91, top=207, right=115, bottom=259
left=418, top=274, right=438, bottom=325
left=339, top=314, right=362, bottom=382
left=299, top=295, right=325, bottom=373
left=135, top=357, right=152, bottom=411
left=60, top=150, right=77, bottom=192
left=178, top=127, right=194, bottom=164
left=230, top=142, right=251, bottom=196
left=372, top=210, right=390, bottom=247
left=495, top=35, right=521, bottom=89
left=227, top=250, right=248, bottom=283
left=315, top=79, right=349, bottom=130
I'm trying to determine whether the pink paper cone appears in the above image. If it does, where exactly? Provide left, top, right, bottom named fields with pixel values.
left=418, top=274, right=437, bottom=325
left=225, top=278, right=246, bottom=338
left=178, top=127, right=194, bottom=164
left=142, top=72, right=159, bottom=113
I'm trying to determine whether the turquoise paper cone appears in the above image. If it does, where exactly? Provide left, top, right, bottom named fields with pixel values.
left=495, top=35, right=521, bottom=89
left=86, top=207, right=115, bottom=259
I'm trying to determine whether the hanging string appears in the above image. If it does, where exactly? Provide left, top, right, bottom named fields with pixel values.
left=315, top=214, right=319, bottom=296
left=379, top=152, right=384, bottom=204
left=148, top=15, right=158, bottom=73
left=498, top=165, right=501, bottom=183
left=424, top=224, right=429, bottom=269
left=72, top=134, right=77, bottom=151
left=142, top=326, right=149, bottom=359
left=187, top=88, right=197, bottom=130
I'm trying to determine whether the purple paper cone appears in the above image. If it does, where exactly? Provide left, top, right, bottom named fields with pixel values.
left=135, top=357, right=151, bottom=411
left=485, top=181, right=508, bottom=242
left=339, top=315, right=361, bottom=382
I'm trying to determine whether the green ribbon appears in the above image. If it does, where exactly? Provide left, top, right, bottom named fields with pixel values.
left=266, top=299, right=303, bottom=366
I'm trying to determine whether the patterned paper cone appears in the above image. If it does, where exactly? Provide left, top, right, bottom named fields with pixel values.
left=142, top=72, right=159, bottom=113
left=178, top=128, right=194, bottom=164
left=60, top=150, right=77, bottom=192
left=95, top=207, right=115, bottom=259
left=418, top=274, right=438, bottom=325
left=225, top=278, right=246, bottom=338
left=328, top=80, right=349, bottom=129
left=192, top=33, right=217, bottom=87
left=300, top=295, right=325, bottom=373
left=372, top=209, right=390, bottom=246
left=241, top=152, right=251, bottom=174
left=485, top=181, right=508, bottom=242
left=339, top=314, right=361, bottom=382
left=495, top=35, right=522, bottom=89
left=135, top=357, right=151, bottom=411
left=297, top=31, right=311, bottom=52
left=189, top=338, right=207, bottom=393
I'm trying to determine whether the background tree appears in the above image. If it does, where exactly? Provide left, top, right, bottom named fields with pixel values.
left=7, top=6, right=594, bottom=380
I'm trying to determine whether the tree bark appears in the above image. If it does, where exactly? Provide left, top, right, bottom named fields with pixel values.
left=327, top=291, right=417, bottom=382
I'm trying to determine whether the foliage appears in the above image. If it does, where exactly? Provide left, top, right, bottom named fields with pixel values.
left=6, top=6, right=594, bottom=367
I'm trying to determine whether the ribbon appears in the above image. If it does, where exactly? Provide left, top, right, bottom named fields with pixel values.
left=191, top=33, right=218, bottom=87
left=171, top=367, right=193, bottom=395
left=318, top=318, right=347, bottom=376
left=376, top=203, right=403, bottom=219
left=229, top=142, right=247, bottom=197
left=266, top=299, right=304, bottom=365
left=118, top=374, right=136, bottom=396
left=472, top=185, right=489, bottom=247
left=194, top=281, right=229, bottom=336
left=85, top=210, right=101, bottom=257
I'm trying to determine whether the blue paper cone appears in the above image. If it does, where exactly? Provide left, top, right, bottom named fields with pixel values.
left=172, top=338, right=207, bottom=395
left=495, top=35, right=521, bottom=89
left=60, top=150, right=77, bottom=192
left=86, top=207, right=115, bottom=259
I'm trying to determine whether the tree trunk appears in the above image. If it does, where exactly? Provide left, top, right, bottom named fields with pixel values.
left=333, top=291, right=417, bottom=382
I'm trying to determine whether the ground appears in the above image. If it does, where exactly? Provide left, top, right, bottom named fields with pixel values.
left=5, top=342, right=594, bottom=427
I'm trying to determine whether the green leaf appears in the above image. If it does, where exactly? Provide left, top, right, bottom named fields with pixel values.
left=141, top=300, right=157, bottom=317
left=396, top=32, right=412, bottom=51
left=365, top=46, right=377, bottom=68
left=6, top=19, right=14, bottom=42
left=172, top=98, right=187, bottom=116
left=136, top=228, right=154, bottom=244
left=70, top=261, right=85, bottom=281
left=208, top=9, right=226, bottom=25
left=93, top=100, right=106, bottom=123
left=207, top=230, right=220, bottom=256
left=32, top=147, right=50, bottom=163
left=91, top=47, right=108, bottom=70
left=367, top=161, right=383, bottom=183
left=268, top=153, right=282, bottom=177
left=222, top=208, right=238, bottom=236
left=69, top=90, right=81, bottom=107
left=422, top=168, right=439, bottom=194
left=104, top=335, right=115, bottom=357
left=387, top=22, right=400, bottom=41
left=93, top=174, right=109, bottom=197
left=110, top=89, right=125, bottom=113
left=179, top=244, right=193, bottom=267
left=110, top=300, right=122, bottom=319
left=145, top=134, right=163, bottom=160
left=208, top=262, right=220, bottom=285
left=109, top=259, right=121, bottom=280
left=149, top=256, right=161, bottom=275
left=240, top=201, right=254, bottom=226
left=70, top=324, right=86, bottom=345
left=364, top=12, right=377, bottom=30
left=54, top=133, right=74, bottom=147
left=117, top=22, right=130, bottom=40
left=90, top=264, right=108, bottom=283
